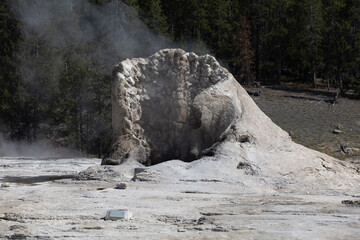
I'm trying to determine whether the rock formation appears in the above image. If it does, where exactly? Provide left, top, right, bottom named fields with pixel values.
left=102, top=49, right=243, bottom=165
left=102, top=49, right=359, bottom=194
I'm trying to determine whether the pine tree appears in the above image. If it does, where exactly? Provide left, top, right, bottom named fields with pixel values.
left=0, top=0, right=22, bottom=138
left=248, top=0, right=288, bottom=84
left=249, top=0, right=266, bottom=83
left=286, top=0, right=323, bottom=86
left=161, top=0, right=209, bottom=45
left=348, top=0, right=360, bottom=95
left=303, top=0, right=323, bottom=88
left=235, top=15, right=254, bottom=84
left=138, top=0, right=168, bottom=35
left=56, top=51, right=88, bottom=152
left=206, top=0, right=234, bottom=59
left=322, top=0, right=353, bottom=93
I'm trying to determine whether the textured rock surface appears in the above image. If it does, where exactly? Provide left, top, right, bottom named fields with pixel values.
left=101, top=48, right=360, bottom=191
left=1, top=157, right=360, bottom=240
left=103, top=49, right=242, bottom=165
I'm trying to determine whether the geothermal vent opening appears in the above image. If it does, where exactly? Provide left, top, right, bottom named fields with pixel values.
left=102, top=49, right=239, bottom=166
left=139, top=74, right=234, bottom=165
left=140, top=86, right=208, bottom=165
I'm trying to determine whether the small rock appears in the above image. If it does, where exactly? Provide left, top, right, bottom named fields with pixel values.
left=132, top=168, right=160, bottom=182
left=340, top=143, right=349, bottom=154
left=341, top=200, right=360, bottom=206
left=114, top=183, right=127, bottom=189
left=247, top=90, right=261, bottom=96
left=128, top=225, right=139, bottom=230
left=347, top=148, right=360, bottom=154
left=212, top=226, right=229, bottom=232
left=1, top=182, right=10, bottom=188
left=9, top=225, right=27, bottom=231
left=9, top=234, right=28, bottom=239
left=336, top=124, right=344, bottom=130
left=332, top=129, right=342, bottom=134
left=83, top=226, right=105, bottom=230
left=289, top=131, right=296, bottom=139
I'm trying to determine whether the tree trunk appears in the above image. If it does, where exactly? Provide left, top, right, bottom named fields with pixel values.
left=255, top=32, right=260, bottom=83
left=98, top=138, right=102, bottom=159
left=79, top=98, right=84, bottom=154
left=339, top=71, right=344, bottom=95
left=312, top=62, right=317, bottom=89
left=325, top=70, right=330, bottom=91
left=276, top=51, right=282, bottom=84
left=32, top=107, right=38, bottom=140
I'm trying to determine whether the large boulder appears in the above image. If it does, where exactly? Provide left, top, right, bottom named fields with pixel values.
left=103, top=48, right=296, bottom=166
left=102, top=49, right=244, bottom=165
left=100, top=48, right=303, bottom=166
left=103, top=49, right=256, bottom=164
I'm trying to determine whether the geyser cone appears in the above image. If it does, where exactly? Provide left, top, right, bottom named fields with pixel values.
left=102, top=49, right=286, bottom=165
left=101, top=49, right=359, bottom=194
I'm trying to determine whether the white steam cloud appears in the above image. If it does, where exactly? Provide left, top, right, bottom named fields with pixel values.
left=2, top=0, right=209, bottom=158
left=12, top=0, right=176, bottom=72
left=0, top=135, right=80, bottom=158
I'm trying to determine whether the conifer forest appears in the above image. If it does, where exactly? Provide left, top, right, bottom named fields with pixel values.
left=1, top=0, right=359, bottom=156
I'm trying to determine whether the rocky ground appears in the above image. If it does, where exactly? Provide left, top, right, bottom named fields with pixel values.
left=1, top=156, right=360, bottom=240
